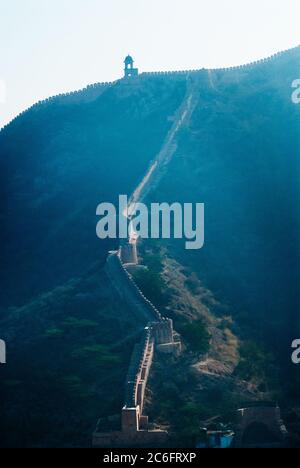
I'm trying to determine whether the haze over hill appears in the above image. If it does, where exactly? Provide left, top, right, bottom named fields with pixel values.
left=0, top=46, right=299, bottom=447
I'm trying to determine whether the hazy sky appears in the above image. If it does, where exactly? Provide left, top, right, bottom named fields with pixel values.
left=0, top=0, right=299, bottom=127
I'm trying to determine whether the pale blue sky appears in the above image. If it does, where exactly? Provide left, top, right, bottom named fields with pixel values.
left=0, top=0, right=299, bottom=127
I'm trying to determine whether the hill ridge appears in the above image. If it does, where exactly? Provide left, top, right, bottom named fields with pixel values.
left=1, top=44, right=299, bottom=133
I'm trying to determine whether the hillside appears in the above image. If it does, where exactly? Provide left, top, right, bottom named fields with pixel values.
left=147, top=46, right=300, bottom=365
left=0, top=46, right=300, bottom=447
left=0, top=77, right=185, bottom=306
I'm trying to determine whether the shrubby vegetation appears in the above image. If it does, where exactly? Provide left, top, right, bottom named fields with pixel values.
left=0, top=271, right=141, bottom=447
left=177, top=320, right=210, bottom=355
left=133, top=268, right=169, bottom=309
left=234, top=341, right=278, bottom=392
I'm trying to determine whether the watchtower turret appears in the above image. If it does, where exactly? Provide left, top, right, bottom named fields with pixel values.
left=124, top=55, right=139, bottom=78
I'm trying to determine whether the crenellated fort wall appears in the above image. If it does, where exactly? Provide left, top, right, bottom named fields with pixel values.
left=0, top=80, right=117, bottom=132
left=1, top=45, right=299, bottom=133
left=93, top=46, right=300, bottom=446
left=93, top=246, right=180, bottom=447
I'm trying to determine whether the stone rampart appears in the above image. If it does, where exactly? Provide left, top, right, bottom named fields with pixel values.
left=2, top=46, right=298, bottom=133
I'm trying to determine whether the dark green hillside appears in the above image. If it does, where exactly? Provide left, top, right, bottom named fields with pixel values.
left=0, top=46, right=300, bottom=447
left=0, top=267, right=147, bottom=447
left=0, top=77, right=186, bottom=306
left=147, top=47, right=300, bottom=401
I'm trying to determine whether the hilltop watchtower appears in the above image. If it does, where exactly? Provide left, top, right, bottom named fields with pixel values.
left=124, top=55, right=139, bottom=78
